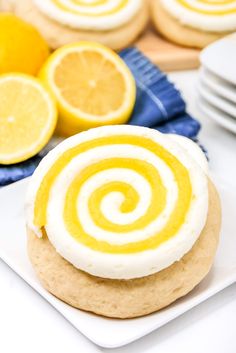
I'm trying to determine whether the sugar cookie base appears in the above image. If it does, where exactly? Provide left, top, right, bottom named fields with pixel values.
left=0, top=0, right=149, bottom=50
left=27, top=181, right=221, bottom=319
left=150, top=0, right=229, bottom=49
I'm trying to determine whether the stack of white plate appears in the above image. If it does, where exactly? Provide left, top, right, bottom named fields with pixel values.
left=198, top=33, right=236, bottom=134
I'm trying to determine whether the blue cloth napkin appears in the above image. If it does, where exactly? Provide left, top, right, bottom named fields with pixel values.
left=0, top=156, right=42, bottom=187
left=0, top=47, right=201, bottom=186
left=120, top=47, right=200, bottom=138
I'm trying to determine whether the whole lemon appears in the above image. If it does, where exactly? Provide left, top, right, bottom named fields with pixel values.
left=0, top=14, right=49, bottom=75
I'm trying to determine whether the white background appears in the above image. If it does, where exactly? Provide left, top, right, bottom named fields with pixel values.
left=0, top=71, right=236, bottom=353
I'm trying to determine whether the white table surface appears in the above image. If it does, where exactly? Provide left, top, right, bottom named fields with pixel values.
left=1, top=71, right=236, bottom=353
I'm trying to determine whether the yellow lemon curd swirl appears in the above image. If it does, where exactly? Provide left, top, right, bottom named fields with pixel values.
left=177, top=0, right=236, bottom=15
left=33, top=0, right=142, bottom=31
left=33, top=135, right=192, bottom=254
left=51, top=0, right=130, bottom=16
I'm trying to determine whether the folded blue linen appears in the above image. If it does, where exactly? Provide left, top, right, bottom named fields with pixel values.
left=120, top=47, right=201, bottom=138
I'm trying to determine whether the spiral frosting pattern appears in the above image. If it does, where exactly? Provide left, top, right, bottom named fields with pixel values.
left=161, top=0, right=236, bottom=32
left=26, top=126, right=209, bottom=279
left=32, top=0, right=142, bottom=30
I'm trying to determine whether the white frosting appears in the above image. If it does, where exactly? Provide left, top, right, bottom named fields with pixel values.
left=32, top=0, right=142, bottom=30
left=161, top=0, right=236, bottom=32
left=26, top=126, right=209, bottom=280
left=168, top=134, right=209, bottom=175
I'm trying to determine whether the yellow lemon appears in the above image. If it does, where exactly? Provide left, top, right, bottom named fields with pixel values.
left=0, top=14, right=49, bottom=75
left=39, top=42, right=136, bottom=136
left=0, top=74, right=57, bottom=165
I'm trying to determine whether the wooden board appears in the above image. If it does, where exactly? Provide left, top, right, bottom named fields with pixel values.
left=136, top=28, right=200, bottom=72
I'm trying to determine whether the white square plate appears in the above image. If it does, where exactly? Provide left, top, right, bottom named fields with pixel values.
left=0, top=176, right=235, bottom=348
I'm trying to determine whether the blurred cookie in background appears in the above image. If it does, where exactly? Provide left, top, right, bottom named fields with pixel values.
left=0, top=0, right=149, bottom=50
left=150, top=0, right=235, bottom=48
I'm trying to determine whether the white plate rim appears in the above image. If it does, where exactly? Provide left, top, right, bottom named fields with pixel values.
left=200, top=34, right=236, bottom=86
left=199, top=67, right=236, bottom=104
left=198, top=96, right=236, bottom=134
left=198, top=82, right=236, bottom=118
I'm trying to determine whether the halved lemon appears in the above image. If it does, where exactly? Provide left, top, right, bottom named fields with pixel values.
left=0, top=74, right=57, bottom=165
left=39, top=42, right=136, bottom=136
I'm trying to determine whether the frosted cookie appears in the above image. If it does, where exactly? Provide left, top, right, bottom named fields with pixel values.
left=0, top=0, right=149, bottom=50
left=26, top=126, right=221, bottom=318
left=151, top=0, right=235, bottom=48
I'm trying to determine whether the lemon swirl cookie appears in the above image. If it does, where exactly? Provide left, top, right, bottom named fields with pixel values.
left=151, top=0, right=236, bottom=48
left=26, top=126, right=221, bottom=318
left=0, top=0, right=148, bottom=49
